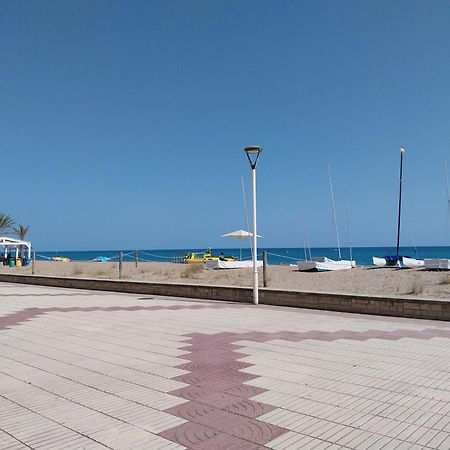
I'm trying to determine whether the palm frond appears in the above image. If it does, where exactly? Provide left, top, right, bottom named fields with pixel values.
left=0, top=214, right=14, bottom=233
left=13, top=224, right=30, bottom=240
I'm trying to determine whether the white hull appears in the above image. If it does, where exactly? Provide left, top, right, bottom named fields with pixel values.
left=424, top=259, right=450, bottom=270
left=402, top=257, right=424, bottom=268
left=374, top=256, right=425, bottom=268
left=205, top=260, right=263, bottom=269
left=372, top=256, right=401, bottom=268
left=297, top=257, right=355, bottom=272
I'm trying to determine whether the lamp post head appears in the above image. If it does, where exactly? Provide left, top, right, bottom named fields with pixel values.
left=244, top=146, right=262, bottom=169
left=400, top=147, right=405, bottom=154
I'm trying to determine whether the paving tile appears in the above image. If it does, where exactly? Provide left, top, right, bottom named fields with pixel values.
left=1, top=283, right=450, bottom=449
left=426, top=431, right=450, bottom=449
left=269, top=432, right=314, bottom=449
left=437, top=433, right=450, bottom=450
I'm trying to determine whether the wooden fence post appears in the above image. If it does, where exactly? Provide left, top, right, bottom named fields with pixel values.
left=32, top=251, right=36, bottom=275
left=135, top=250, right=138, bottom=268
left=119, top=252, right=123, bottom=279
left=263, top=251, right=268, bottom=287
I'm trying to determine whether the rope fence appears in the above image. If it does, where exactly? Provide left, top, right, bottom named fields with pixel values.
left=34, top=251, right=296, bottom=263
left=266, top=252, right=299, bottom=261
left=138, top=250, right=176, bottom=260
left=20, top=249, right=276, bottom=286
left=35, top=253, right=53, bottom=260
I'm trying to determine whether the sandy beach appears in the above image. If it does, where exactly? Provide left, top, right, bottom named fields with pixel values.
left=7, top=261, right=450, bottom=299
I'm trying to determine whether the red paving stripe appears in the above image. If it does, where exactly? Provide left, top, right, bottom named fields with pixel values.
left=158, top=422, right=220, bottom=448
left=162, top=399, right=284, bottom=447
left=193, top=433, right=265, bottom=450
left=0, top=293, right=101, bottom=297
left=224, top=398, right=275, bottom=419
left=0, top=304, right=242, bottom=331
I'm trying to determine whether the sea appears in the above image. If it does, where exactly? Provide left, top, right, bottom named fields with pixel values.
left=34, top=246, right=450, bottom=267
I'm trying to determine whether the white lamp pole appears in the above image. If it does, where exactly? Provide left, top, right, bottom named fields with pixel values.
left=244, top=146, right=262, bottom=305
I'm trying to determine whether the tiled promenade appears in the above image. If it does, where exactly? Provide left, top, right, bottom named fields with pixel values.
left=1, top=283, right=450, bottom=449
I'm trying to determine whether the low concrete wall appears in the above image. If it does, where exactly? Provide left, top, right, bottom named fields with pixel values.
left=259, top=289, right=450, bottom=321
left=0, top=273, right=449, bottom=321
left=0, top=274, right=252, bottom=303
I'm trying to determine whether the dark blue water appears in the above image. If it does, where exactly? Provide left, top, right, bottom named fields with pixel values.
left=34, top=246, right=450, bottom=267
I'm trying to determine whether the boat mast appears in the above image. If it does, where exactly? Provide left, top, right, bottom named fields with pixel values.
left=305, top=219, right=312, bottom=261
left=445, top=160, right=450, bottom=226
left=328, top=165, right=342, bottom=260
left=410, top=231, right=419, bottom=258
left=346, top=194, right=353, bottom=263
left=396, top=148, right=405, bottom=257
left=301, top=211, right=311, bottom=261
left=301, top=211, right=307, bottom=261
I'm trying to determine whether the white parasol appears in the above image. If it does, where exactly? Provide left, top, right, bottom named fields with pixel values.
left=220, top=229, right=261, bottom=239
left=220, top=229, right=261, bottom=260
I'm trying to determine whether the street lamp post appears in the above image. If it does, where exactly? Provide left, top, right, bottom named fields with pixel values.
left=244, top=146, right=262, bottom=305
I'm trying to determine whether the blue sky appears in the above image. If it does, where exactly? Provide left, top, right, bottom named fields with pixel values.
left=2, top=0, right=450, bottom=250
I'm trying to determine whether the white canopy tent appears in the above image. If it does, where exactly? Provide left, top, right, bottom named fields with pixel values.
left=0, top=236, right=32, bottom=259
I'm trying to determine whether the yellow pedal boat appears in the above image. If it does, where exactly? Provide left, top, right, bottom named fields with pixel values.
left=184, top=250, right=234, bottom=264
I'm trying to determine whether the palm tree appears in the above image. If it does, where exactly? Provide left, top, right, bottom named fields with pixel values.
left=14, top=224, right=30, bottom=259
left=0, top=213, right=14, bottom=233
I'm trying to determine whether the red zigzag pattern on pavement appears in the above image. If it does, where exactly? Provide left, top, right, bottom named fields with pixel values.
left=158, top=327, right=450, bottom=449
left=2, top=305, right=450, bottom=448
left=0, top=304, right=237, bottom=331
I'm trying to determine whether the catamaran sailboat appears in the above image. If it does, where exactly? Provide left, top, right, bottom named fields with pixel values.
left=373, top=148, right=423, bottom=268
left=298, top=166, right=355, bottom=271
left=298, top=256, right=355, bottom=271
